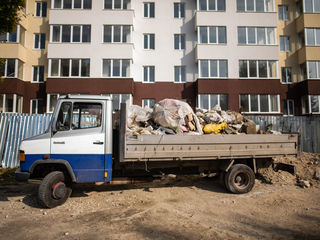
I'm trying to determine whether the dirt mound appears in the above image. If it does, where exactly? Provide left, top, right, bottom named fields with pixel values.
left=258, top=152, right=320, bottom=187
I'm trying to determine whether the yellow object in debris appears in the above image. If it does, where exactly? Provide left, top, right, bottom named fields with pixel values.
left=203, top=122, right=228, bottom=134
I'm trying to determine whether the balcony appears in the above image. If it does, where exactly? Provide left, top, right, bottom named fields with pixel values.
left=195, top=44, right=279, bottom=61
left=48, top=43, right=134, bottom=59
left=195, top=11, right=277, bottom=29
left=296, top=14, right=320, bottom=33
left=297, top=46, right=320, bottom=64
left=0, top=43, right=27, bottom=62
left=49, top=9, right=134, bottom=25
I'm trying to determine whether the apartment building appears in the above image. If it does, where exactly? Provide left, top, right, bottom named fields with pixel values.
left=0, top=1, right=49, bottom=113
left=0, top=0, right=319, bottom=115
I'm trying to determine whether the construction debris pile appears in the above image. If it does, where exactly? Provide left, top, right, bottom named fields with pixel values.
left=258, top=153, right=320, bottom=188
left=126, top=98, right=274, bottom=136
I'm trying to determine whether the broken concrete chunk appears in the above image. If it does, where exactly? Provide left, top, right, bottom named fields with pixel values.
left=298, top=180, right=311, bottom=188
left=241, top=119, right=257, bottom=134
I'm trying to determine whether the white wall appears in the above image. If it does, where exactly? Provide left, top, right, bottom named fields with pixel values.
left=48, top=0, right=279, bottom=80
left=195, top=0, right=279, bottom=78
left=131, top=0, right=198, bottom=82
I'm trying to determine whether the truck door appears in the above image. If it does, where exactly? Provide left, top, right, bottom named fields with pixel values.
left=50, top=101, right=106, bottom=183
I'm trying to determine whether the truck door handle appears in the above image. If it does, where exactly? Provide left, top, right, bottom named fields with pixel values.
left=93, top=141, right=104, bottom=145
left=53, top=141, right=65, bottom=144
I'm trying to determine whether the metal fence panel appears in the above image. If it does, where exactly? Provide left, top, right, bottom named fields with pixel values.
left=0, top=114, right=319, bottom=168
left=248, top=116, right=320, bottom=153
left=0, top=113, right=52, bottom=168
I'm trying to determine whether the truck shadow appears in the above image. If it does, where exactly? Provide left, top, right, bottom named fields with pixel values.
left=71, top=176, right=228, bottom=197
left=0, top=176, right=228, bottom=208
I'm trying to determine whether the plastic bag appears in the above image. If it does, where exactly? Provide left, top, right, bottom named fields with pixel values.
left=127, top=105, right=152, bottom=128
left=152, top=99, right=203, bottom=134
left=204, top=112, right=222, bottom=124
left=203, top=122, right=228, bottom=134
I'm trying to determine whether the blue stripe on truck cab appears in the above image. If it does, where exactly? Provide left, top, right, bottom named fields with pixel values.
left=20, top=154, right=113, bottom=183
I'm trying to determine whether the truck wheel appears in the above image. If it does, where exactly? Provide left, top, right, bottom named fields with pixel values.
left=38, top=171, right=72, bottom=208
left=224, top=164, right=255, bottom=194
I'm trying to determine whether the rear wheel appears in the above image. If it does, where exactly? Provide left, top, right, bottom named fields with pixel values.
left=38, top=171, right=72, bottom=208
left=224, top=164, right=255, bottom=194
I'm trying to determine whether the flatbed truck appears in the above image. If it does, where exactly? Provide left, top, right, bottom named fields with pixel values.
left=15, top=95, right=298, bottom=208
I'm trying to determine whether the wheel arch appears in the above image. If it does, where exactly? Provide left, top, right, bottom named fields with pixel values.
left=30, top=160, right=77, bottom=182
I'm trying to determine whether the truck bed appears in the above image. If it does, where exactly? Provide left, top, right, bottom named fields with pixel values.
left=122, top=134, right=297, bottom=162
left=119, top=104, right=298, bottom=162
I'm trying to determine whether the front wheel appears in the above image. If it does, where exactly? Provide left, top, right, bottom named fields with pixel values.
left=38, top=171, right=72, bottom=208
left=224, top=164, right=255, bottom=194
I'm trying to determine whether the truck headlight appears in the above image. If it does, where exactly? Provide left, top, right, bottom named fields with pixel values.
left=19, top=150, right=25, bottom=162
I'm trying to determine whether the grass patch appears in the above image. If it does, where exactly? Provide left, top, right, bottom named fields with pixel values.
left=0, top=168, right=17, bottom=185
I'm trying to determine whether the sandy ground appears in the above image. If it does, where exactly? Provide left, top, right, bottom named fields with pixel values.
left=0, top=175, right=319, bottom=240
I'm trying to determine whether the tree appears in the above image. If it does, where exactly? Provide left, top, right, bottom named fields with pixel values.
left=0, top=0, right=25, bottom=82
left=0, top=0, right=25, bottom=34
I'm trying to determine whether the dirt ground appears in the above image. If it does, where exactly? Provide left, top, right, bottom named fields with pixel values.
left=1, top=154, right=320, bottom=240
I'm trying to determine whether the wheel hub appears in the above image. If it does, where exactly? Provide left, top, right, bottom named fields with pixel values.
left=52, top=181, right=66, bottom=199
left=235, top=173, right=248, bottom=188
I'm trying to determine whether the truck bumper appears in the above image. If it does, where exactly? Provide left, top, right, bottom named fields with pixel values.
left=15, top=168, right=30, bottom=182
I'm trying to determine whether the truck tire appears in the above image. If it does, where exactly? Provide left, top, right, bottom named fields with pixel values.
left=224, top=164, right=255, bottom=194
left=38, top=171, right=72, bottom=208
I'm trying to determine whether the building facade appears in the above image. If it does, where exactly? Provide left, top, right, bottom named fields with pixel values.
left=0, top=0, right=320, bottom=115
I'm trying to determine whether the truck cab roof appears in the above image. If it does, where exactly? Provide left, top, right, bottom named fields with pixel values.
left=59, top=94, right=112, bottom=101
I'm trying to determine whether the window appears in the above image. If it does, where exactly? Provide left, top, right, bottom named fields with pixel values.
left=30, top=99, right=44, bottom=114
left=199, top=60, right=228, bottom=78
left=283, top=99, right=294, bottom=116
left=240, top=94, right=280, bottom=113
left=309, top=95, right=320, bottom=113
left=239, top=60, right=277, bottom=78
left=34, top=33, right=46, bottom=49
left=142, top=99, right=155, bottom=108
left=35, top=2, right=47, bottom=17
left=278, top=5, right=289, bottom=20
left=198, top=94, right=228, bottom=110
left=102, top=94, right=131, bottom=112
left=281, top=67, right=292, bottom=83
left=198, top=26, right=226, bottom=44
left=305, top=28, right=320, bottom=46
left=0, top=94, right=23, bottom=113
left=47, top=94, right=59, bottom=113
left=144, top=2, right=155, bottom=17
left=144, top=34, right=155, bottom=49
left=52, top=0, right=92, bottom=9
left=103, top=25, right=131, bottom=43
left=102, top=59, right=130, bottom=77
left=198, top=0, right=226, bottom=11
left=303, top=61, right=320, bottom=79
left=0, top=30, right=18, bottom=43
left=280, top=36, right=291, bottom=52
left=56, top=102, right=72, bottom=131
left=32, top=66, right=44, bottom=82
left=174, top=34, right=185, bottom=49
left=174, top=66, right=186, bottom=83
left=104, top=0, right=130, bottom=9
left=236, top=0, right=274, bottom=12
left=71, top=103, right=102, bottom=129
left=49, top=59, right=90, bottom=77
left=143, top=66, right=155, bottom=83
left=304, top=0, right=320, bottom=13
left=174, top=3, right=185, bottom=18
left=51, top=25, right=91, bottom=43
left=0, top=59, right=18, bottom=78
left=238, top=27, right=276, bottom=45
